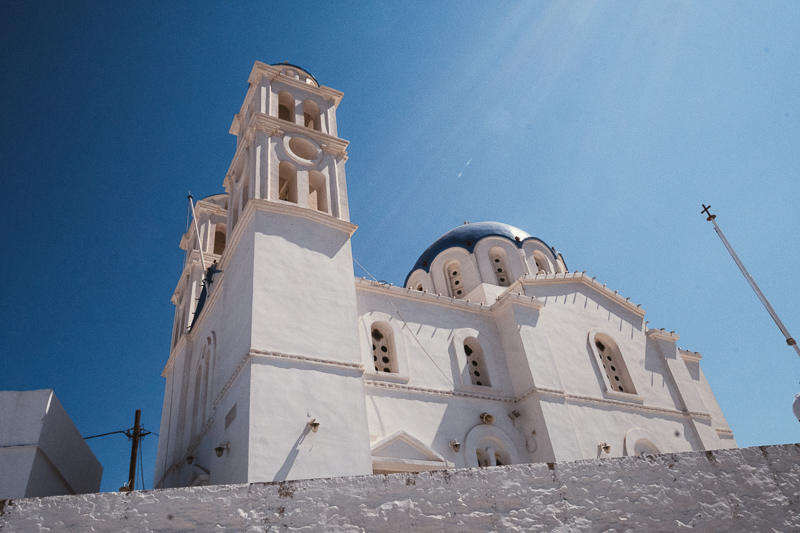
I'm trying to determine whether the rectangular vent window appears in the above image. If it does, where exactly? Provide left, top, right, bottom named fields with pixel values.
left=225, top=403, right=237, bottom=429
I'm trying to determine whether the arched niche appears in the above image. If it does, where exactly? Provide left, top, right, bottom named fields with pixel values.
left=429, top=247, right=480, bottom=299
left=464, top=424, right=523, bottom=468
left=624, top=428, right=665, bottom=456
left=278, top=91, right=295, bottom=122
left=473, top=237, right=525, bottom=285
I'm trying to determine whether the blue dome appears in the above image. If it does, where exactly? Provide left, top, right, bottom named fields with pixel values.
left=406, top=222, right=550, bottom=284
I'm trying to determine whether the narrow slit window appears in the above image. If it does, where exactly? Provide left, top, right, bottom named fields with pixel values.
left=446, top=261, right=465, bottom=299
left=464, top=338, right=490, bottom=387
left=371, top=324, right=396, bottom=374
left=490, top=249, right=511, bottom=287
left=594, top=334, right=636, bottom=395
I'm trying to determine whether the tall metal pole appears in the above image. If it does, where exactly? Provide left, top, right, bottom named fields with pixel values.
left=126, top=409, right=142, bottom=491
left=702, top=204, right=800, bottom=359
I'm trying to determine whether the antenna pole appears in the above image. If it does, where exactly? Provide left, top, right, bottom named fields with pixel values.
left=702, top=204, right=800, bottom=359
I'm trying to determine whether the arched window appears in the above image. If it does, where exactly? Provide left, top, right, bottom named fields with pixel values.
left=533, top=251, right=551, bottom=274
left=593, top=333, right=637, bottom=395
left=489, top=248, right=511, bottom=287
left=278, top=161, right=298, bottom=203
left=371, top=323, right=396, bottom=373
left=302, top=100, right=321, bottom=131
left=308, top=170, right=328, bottom=212
left=445, top=260, right=465, bottom=299
left=213, top=225, right=226, bottom=255
left=464, top=337, right=490, bottom=387
left=278, top=91, right=295, bottom=122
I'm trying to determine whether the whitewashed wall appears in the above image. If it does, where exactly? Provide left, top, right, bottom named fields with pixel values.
left=2, top=444, right=798, bottom=532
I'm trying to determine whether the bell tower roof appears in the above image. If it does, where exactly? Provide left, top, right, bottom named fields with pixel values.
left=269, top=62, right=320, bottom=87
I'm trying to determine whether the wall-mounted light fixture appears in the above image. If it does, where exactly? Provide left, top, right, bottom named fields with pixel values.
left=508, top=410, right=521, bottom=420
left=450, top=439, right=461, bottom=452
left=186, top=456, right=195, bottom=465
left=308, top=418, right=320, bottom=432
left=599, top=442, right=611, bottom=454
left=215, top=442, right=230, bottom=457
left=480, top=412, right=495, bottom=425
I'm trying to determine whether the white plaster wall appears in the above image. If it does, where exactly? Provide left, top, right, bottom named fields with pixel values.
left=250, top=209, right=361, bottom=363
left=356, top=289, right=512, bottom=393
left=248, top=361, right=372, bottom=482
left=355, top=280, right=733, bottom=468
left=2, top=444, right=798, bottom=532
left=0, top=390, right=102, bottom=498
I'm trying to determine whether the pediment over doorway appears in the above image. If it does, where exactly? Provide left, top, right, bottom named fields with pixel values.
left=371, top=430, right=453, bottom=474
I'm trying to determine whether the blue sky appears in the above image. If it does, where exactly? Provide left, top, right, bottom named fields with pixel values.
left=1, top=1, right=798, bottom=493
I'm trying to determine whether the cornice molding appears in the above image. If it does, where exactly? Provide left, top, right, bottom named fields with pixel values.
left=250, top=348, right=363, bottom=371
left=678, top=348, right=702, bottom=362
left=354, top=278, right=494, bottom=315
left=225, top=113, right=351, bottom=193
left=520, top=272, right=646, bottom=318
left=647, top=328, right=680, bottom=342
left=246, top=198, right=358, bottom=236
left=490, top=290, right=545, bottom=312
left=531, top=386, right=712, bottom=420
left=364, top=380, right=515, bottom=403
left=247, top=61, right=344, bottom=104
left=195, top=200, right=228, bottom=217
left=213, top=348, right=363, bottom=411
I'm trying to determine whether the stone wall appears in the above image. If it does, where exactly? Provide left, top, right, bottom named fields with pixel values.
left=1, top=444, right=799, bottom=532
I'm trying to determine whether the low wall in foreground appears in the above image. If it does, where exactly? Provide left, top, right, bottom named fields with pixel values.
left=1, top=444, right=799, bottom=532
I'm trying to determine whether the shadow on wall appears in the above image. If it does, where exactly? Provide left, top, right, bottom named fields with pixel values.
left=273, top=425, right=312, bottom=481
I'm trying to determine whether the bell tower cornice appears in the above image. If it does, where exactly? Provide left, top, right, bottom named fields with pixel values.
left=224, top=113, right=349, bottom=190
left=230, top=62, right=344, bottom=138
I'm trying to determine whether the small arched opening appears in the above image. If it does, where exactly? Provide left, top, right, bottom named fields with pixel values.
left=303, top=99, right=321, bottom=131
left=278, top=161, right=298, bottom=204
left=308, top=170, right=328, bottom=213
left=464, top=337, right=490, bottom=387
left=489, top=248, right=512, bottom=287
left=533, top=251, right=551, bottom=274
left=213, top=225, right=226, bottom=255
left=445, top=260, right=465, bottom=299
left=278, top=91, right=295, bottom=122
left=593, top=333, right=637, bottom=395
left=371, top=322, right=397, bottom=374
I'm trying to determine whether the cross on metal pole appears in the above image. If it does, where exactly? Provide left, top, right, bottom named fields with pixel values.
left=702, top=204, right=800, bottom=359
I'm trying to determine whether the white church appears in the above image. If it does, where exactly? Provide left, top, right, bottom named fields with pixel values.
left=153, top=61, right=736, bottom=489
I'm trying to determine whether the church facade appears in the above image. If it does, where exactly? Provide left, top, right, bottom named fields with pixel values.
left=153, top=62, right=735, bottom=489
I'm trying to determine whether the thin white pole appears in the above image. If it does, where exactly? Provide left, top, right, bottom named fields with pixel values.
left=702, top=204, right=800, bottom=359
left=188, top=194, right=207, bottom=272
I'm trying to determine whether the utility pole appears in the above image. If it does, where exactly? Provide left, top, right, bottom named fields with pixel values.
left=124, top=409, right=142, bottom=492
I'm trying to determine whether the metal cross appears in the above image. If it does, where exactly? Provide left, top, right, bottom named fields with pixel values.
left=701, top=204, right=716, bottom=221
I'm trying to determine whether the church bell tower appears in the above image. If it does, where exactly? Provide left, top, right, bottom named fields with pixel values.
left=154, top=62, right=371, bottom=488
